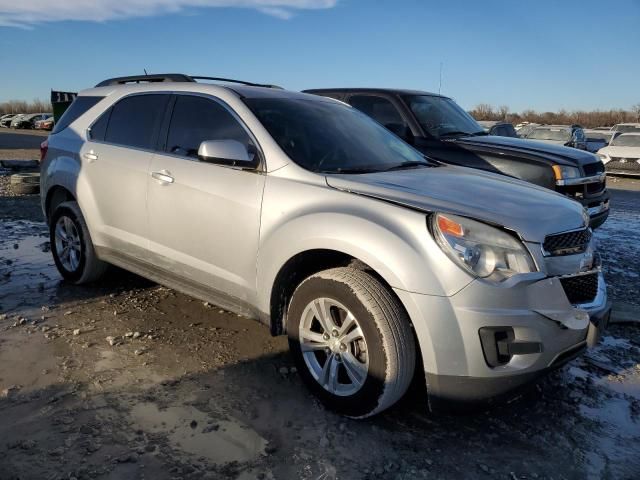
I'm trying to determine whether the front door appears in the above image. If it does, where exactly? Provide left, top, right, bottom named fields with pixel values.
left=146, top=94, right=265, bottom=304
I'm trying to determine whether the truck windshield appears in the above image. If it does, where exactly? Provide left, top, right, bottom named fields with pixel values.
left=610, top=134, right=640, bottom=147
left=404, top=95, right=485, bottom=139
left=244, top=97, right=432, bottom=174
left=527, top=128, right=571, bottom=142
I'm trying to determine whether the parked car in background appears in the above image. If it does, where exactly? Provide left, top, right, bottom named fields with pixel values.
left=597, top=133, right=640, bottom=176
left=515, top=123, right=540, bottom=138
left=35, top=115, right=55, bottom=130
left=304, top=88, right=609, bottom=228
left=477, top=120, right=518, bottom=138
left=584, top=129, right=619, bottom=153
left=0, top=113, right=17, bottom=127
left=41, top=74, right=610, bottom=417
left=11, top=113, right=52, bottom=129
left=612, top=123, right=640, bottom=134
left=2, top=114, right=21, bottom=128
left=524, top=125, right=588, bottom=150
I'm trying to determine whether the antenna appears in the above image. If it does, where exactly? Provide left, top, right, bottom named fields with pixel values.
left=438, top=61, right=443, bottom=95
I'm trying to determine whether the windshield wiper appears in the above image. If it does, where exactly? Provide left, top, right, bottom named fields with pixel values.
left=324, top=167, right=379, bottom=174
left=383, top=161, right=432, bottom=172
left=439, top=130, right=486, bottom=138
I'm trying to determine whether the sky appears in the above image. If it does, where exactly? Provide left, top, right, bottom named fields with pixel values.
left=1, top=0, right=639, bottom=112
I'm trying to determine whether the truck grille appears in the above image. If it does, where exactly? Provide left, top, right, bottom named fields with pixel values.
left=606, top=159, right=640, bottom=173
left=559, top=272, right=598, bottom=304
left=583, top=162, right=605, bottom=176
left=543, top=228, right=591, bottom=256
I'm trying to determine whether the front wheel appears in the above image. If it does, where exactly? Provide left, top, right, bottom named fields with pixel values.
left=288, top=267, right=416, bottom=418
left=49, top=201, right=108, bottom=284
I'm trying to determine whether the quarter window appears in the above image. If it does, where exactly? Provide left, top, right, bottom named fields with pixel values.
left=104, top=94, right=169, bottom=150
left=165, top=95, right=253, bottom=159
left=89, top=108, right=110, bottom=141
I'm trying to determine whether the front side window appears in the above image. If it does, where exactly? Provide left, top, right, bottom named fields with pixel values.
left=165, top=95, right=253, bottom=158
left=244, top=97, right=431, bottom=174
left=104, top=94, right=169, bottom=150
left=348, top=95, right=406, bottom=129
left=404, top=95, right=485, bottom=139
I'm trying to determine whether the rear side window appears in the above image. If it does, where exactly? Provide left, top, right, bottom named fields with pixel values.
left=104, top=94, right=169, bottom=150
left=165, top=95, right=252, bottom=158
left=52, top=96, right=103, bottom=134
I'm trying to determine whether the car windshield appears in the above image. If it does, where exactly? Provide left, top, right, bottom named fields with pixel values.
left=610, top=135, right=640, bottom=147
left=244, top=97, right=431, bottom=174
left=527, top=128, right=571, bottom=141
left=404, top=95, right=485, bottom=139
left=614, top=124, right=640, bottom=133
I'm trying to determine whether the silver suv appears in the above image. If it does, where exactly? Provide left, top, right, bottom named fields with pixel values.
left=41, top=74, right=611, bottom=418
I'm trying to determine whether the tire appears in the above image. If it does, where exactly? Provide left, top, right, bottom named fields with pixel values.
left=288, top=267, right=415, bottom=418
left=49, top=201, right=108, bottom=284
left=10, top=173, right=40, bottom=185
left=11, top=183, right=39, bottom=195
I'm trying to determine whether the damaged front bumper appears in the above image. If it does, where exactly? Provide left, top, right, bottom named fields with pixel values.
left=394, top=262, right=611, bottom=412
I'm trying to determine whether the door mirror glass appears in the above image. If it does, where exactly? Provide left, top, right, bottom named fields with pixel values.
left=198, top=139, right=252, bottom=166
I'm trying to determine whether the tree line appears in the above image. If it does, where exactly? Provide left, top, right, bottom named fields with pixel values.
left=0, top=99, right=52, bottom=115
left=469, top=103, right=640, bottom=128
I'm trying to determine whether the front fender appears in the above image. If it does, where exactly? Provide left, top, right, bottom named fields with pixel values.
left=255, top=176, right=473, bottom=315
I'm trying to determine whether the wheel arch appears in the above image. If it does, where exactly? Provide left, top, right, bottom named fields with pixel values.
left=45, top=185, right=76, bottom=222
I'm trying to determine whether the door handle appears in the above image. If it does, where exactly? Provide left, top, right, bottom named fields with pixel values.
left=83, top=152, right=98, bottom=163
left=151, top=170, right=174, bottom=184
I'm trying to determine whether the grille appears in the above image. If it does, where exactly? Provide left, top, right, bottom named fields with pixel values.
left=543, top=228, right=591, bottom=256
left=583, top=162, right=605, bottom=176
left=607, top=159, right=640, bottom=172
left=559, top=272, right=599, bottom=304
left=586, top=180, right=606, bottom=194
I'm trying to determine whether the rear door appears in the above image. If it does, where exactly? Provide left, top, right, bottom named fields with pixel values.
left=146, top=93, right=265, bottom=304
left=80, top=93, right=170, bottom=259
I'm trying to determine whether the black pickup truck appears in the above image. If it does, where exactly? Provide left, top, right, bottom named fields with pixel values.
left=304, top=88, right=609, bottom=228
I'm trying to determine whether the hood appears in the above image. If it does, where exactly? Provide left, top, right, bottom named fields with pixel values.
left=452, top=135, right=598, bottom=168
left=599, top=145, right=640, bottom=159
left=326, top=165, right=587, bottom=243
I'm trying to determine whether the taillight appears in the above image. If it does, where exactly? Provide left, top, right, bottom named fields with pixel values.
left=40, top=140, right=48, bottom=163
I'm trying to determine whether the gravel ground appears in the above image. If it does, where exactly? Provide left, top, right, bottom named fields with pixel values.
left=0, top=140, right=639, bottom=479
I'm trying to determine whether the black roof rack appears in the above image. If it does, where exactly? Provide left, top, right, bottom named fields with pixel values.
left=95, top=74, right=195, bottom=87
left=95, top=73, right=282, bottom=89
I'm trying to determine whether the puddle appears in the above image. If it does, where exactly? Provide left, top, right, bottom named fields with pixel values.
left=0, top=220, right=59, bottom=313
left=130, top=402, right=268, bottom=464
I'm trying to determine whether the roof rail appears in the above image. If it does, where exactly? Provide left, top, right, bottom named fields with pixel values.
left=95, top=74, right=195, bottom=87
left=95, top=73, right=282, bottom=89
left=190, top=76, right=283, bottom=89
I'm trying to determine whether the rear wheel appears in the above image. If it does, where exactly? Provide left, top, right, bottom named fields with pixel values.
left=49, top=201, right=108, bottom=284
left=288, top=267, right=415, bottom=418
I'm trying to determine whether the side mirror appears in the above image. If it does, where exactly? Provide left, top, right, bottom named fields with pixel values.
left=198, top=140, right=254, bottom=167
left=385, top=123, right=414, bottom=144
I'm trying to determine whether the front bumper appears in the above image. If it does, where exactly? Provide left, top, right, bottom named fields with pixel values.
left=395, top=270, right=610, bottom=412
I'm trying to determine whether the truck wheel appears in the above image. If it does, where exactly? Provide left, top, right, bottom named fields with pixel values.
left=288, top=267, right=415, bottom=418
left=49, top=201, right=108, bottom=284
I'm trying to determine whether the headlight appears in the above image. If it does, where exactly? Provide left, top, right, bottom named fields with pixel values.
left=552, top=165, right=581, bottom=182
left=597, top=153, right=611, bottom=164
left=431, top=213, right=537, bottom=283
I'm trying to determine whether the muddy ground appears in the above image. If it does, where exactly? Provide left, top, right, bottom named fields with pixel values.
left=0, top=133, right=639, bottom=480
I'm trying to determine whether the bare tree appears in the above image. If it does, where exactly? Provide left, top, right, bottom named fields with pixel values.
left=0, top=99, right=52, bottom=115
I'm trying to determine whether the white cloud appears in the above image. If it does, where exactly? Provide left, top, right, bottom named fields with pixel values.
left=0, top=0, right=337, bottom=27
